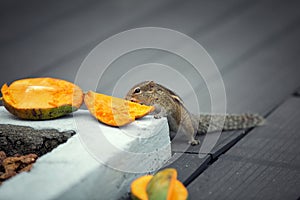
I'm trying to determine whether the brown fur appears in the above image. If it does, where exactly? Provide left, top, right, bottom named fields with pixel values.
left=125, top=81, right=264, bottom=145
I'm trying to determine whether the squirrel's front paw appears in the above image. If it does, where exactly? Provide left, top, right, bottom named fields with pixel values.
left=189, top=139, right=200, bottom=146
left=154, top=114, right=162, bottom=119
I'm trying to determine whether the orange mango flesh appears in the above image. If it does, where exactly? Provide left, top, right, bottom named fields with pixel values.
left=1, top=78, right=83, bottom=109
left=84, top=91, right=155, bottom=127
left=131, top=175, right=153, bottom=200
left=1, top=78, right=83, bottom=119
left=170, top=181, right=188, bottom=200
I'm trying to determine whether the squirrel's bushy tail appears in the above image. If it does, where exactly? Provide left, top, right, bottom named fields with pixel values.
left=197, top=113, right=265, bottom=134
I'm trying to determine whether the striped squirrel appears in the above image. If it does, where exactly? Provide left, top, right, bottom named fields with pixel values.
left=125, top=81, right=264, bottom=145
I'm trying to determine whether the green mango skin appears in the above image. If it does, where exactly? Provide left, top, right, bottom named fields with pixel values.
left=3, top=99, right=77, bottom=120
left=146, top=169, right=175, bottom=200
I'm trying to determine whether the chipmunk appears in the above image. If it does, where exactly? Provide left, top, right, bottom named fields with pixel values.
left=125, top=81, right=264, bottom=145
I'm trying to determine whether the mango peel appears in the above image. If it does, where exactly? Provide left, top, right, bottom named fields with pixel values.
left=131, top=168, right=188, bottom=200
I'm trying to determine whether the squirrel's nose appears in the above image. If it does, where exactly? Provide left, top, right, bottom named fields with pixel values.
left=124, top=95, right=133, bottom=101
left=129, top=97, right=139, bottom=103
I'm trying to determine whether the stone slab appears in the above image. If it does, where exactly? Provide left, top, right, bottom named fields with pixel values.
left=0, top=107, right=171, bottom=200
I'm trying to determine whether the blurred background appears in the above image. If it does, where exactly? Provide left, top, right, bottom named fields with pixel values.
left=1, top=0, right=300, bottom=113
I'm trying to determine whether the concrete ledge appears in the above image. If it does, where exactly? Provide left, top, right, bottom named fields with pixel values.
left=0, top=107, right=171, bottom=200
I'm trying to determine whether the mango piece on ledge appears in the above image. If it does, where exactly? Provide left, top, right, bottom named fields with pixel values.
left=1, top=77, right=83, bottom=120
left=84, top=90, right=155, bottom=126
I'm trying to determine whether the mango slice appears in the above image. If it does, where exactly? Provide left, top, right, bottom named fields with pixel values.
left=1, top=77, right=83, bottom=120
left=84, top=91, right=155, bottom=126
left=146, top=168, right=177, bottom=200
left=131, top=168, right=188, bottom=200
left=131, top=175, right=154, bottom=200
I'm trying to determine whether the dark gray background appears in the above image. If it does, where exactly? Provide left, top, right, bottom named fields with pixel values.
left=1, top=0, right=299, bottom=114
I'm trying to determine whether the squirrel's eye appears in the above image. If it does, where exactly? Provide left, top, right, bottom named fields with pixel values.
left=134, top=88, right=141, bottom=94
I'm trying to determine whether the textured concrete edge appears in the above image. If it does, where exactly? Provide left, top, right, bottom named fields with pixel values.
left=0, top=107, right=171, bottom=200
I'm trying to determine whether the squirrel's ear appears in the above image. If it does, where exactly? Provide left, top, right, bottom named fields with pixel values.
left=148, top=81, right=156, bottom=88
left=171, top=95, right=183, bottom=103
